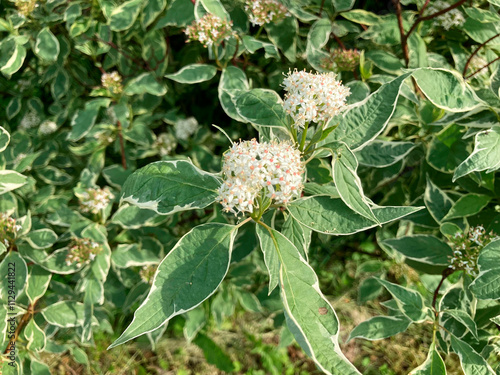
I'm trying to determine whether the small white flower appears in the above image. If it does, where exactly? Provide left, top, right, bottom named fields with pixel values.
left=185, top=14, right=235, bottom=48
left=426, top=1, right=465, bottom=30
left=155, top=133, right=177, bottom=156
left=245, top=0, right=290, bottom=26
left=19, top=110, right=40, bottom=130
left=39, top=120, right=58, bottom=135
left=174, top=117, right=199, bottom=141
left=78, top=187, right=114, bottom=215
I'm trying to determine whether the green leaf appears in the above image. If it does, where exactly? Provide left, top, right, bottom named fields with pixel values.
left=183, top=306, right=206, bottom=342
left=450, top=334, right=495, bottom=375
left=235, top=89, right=288, bottom=128
left=0, top=126, right=10, bottom=152
left=24, top=318, right=46, bottom=352
left=365, top=50, right=403, bottom=74
left=6, top=97, right=21, bottom=120
left=348, top=315, right=412, bottom=341
left=109, top=0, right=143, bottom=31
left=412, top=68, right=482, bottom=112
left=259, top=226, right=360, bottom=374
left=470, top=239, right=500, bottom=300
left=30, top=360, right=50, bottom=375
left=426, top=124, right=469, bottom=174
left=324, top=72, right=412, bottom=150
left=24, top=229, right=58, bottom=249
left=382, top=235, right=453, bottom=266
left=109, top=223, right=237, bottom=348
left=424, top=178, right=453, bottom=223
left=218, top=66, right=249, bottom=122
left=41, top=301, right=86, bottom=328
left=453, top=127, right=500, bottom=182
left=124, top=73, right=167, bottom=96
left=376, top=279, right=427, bottom=322
left=443, top=309, right=478, bottom=340
left=68, top=108, right=98, bottom=142
left=288, top=196, right=422, bottom=235
left=265, top=17, right=298, bottom=62
left=0, top=170, right=27, bottom=195
left=199, top=0, right=230, bottom=20
left=443, top=194, right=491, bottom=221
left=0, top=252, right=27, bottom=303
left=121, top=160, right=221, bottom=215
left=255, top=224, right=280, bottom=294
left=241, top=36, right=280, bottom=60
left=409, top=343, right=447, bottom=374
left=26, top=265, right=51, bottom=304
left=282, top=214, right=310, bottom=261
left=193, top=333, right=235, bottom=372
left=111, top=244, right=159, bottom=268
left=355, top=141, right=416, bottom=167
left=155, top=0, right=194, bottom=27
left=333, top=0, right=355, bottom=12
left=111, top=204, right=166, bottom=229
left=141, top=0, right=166, bottom=28
left=165, top=64, right=217, bottom=84
left=34, top=27, right=60, bottom=62
left=330, top=142, right=379, bottom=223
left=0, top=40, right=26, bottom=78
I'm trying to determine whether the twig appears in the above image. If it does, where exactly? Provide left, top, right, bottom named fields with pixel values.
left=466, top=56, right=500, bottom=79
left=332, top=33, right=346, bottom=50
left=432, top=268, right=453, bottom=317
left=3, top=303, right=35, bottom=355
left=393, top=0, right=409, bottom=65
left=418, top=0, right=431, bottom=17
left=116, top=121, right=127, bottom=170
left=463, top=32, right=500, bottom=77
left=319, top=0, right=326, bottom=16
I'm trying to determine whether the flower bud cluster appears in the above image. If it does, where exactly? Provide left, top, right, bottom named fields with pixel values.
left=66, top=238, right=102, bottom=267
left=426, top=1, right=465, bottom=30
left=174, top=117, right=199, bottom=141
left=101, top=71, right=123, bottom=94
left=282, top=69, right=350, bottom=130
left=39, top=120, right=58, bottom=135
left=323, top=49, right=361, bottom=72
left=0, top=214, right=22, bottom=249
left=185, top=14, right=235, bottom=48
left=79, top=187, right=114, bottom=214
left=244, top=0, right=290, bottom=26
left=155, top=133, right=177, bottom=156
left=16, top=0, right=38, bottom=16
left=140, top=265, right=158, bottom=285
left=448, top=225, right=499, bottom=277
left=19, top=110, right=41, bottom=130
left=217, top=139, right=304, bottom=215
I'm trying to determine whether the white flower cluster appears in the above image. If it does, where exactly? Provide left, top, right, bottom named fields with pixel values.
left=282, top=69, right=350, bottom=130
left=79, top=187, right=114, bottom=214
left=19, top=110, right=41, bottom=130
left=217, top=139, right=304, bottom=215
left=185, top=14, right=235, bottom=48
left=66, top=237, right=102, bottom=267
left=174, top=117, right=199, bottom=141
left=101, top=71, right=123, bottom=94
left=155, top=133, right=177, bottom=156
left=426, top=1, right=465, bottom=30
left=0, top=213, right=22, bottom=249
left=244, top=0, right=290, bottom=26
left=39, top=120, right=58, bottom=135
left=16, top=0, right=38, bottom=16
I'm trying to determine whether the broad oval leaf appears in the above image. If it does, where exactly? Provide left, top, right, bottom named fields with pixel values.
left=355, top=141, right=416, bottom=167
left=450, top=334, right=495, bottom=375
left=0, top=170, right=27, bottom=195
left=24, top=229, right=58, bottom=250
left=470, top=239, right=500, bottom=300
left=235, top=89, right=288, bottom=128
left=121, top=160, right=221, bottom=215
left=0, top=126, right=10, bottom=152
left=109, top=223, right=237, bottom=348
left=0, top=252, right=28, bottom=303
left=287, top=196, right=423, bottom=235
left=165, top=64, right=217, bottom=84
left=377, top=279, right=427, bottom=322
left=409, top=343, right=447, bottom=375
left=348, top=315, right=412, bottom=341
left=34, top=27, right=60, bottom=62
left=109, top=0, right=143, bottom=31
left=124, top=73, right=167, bottom=96
left=382, top=235, right=453, bottom=266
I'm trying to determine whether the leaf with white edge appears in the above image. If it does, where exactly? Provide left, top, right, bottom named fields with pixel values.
left=235, top=89, right=288, bottom=128
left=376, top=279, right=427, bottom=322
left=24, top=319, right=46, bottom=352
left=307, top=18, right=331, bottom=51
left=450, top=334, right=495, bottom=375
left=265, top=17, right=298, bottom=62
left=111, top=205, right=167, bottom=229
left=218, top=66, right=249, bottom=122
left=282, top=214, right=310, bottom=261
left=199, top=0, right=230, bottom=20
left=68, top=108, right=98, bottom=142
left=323, top=72, right=412, bottom=150
left=355, top=141, right=416, bottom=167
left=330, top=142, right=379, bottom=223
left=0, top=126, right=10, bottom=152
left=348, top=315, right=412, bottom=341
left=121, top=160, right=221, bottom=215
left=42, top=301, right=87, bottom=328
left=19, top=245, right=80, bottom=275
left=26, top=265, right=52, bottom=304
left=241, top=36, right=280, bottom=60
left=259, top=225, right=361, bottom=375
left=412, top=68, right=483, bottom=112
left=333, top=0, right=355, bottom=12
left=165, top=64, right=217, bottom=84
left=453, top=127, right=500, bottom=182
left=34, top=27, right=59, bottom=62
left=141, top=0, right=166, bottom=28
left=470, top=239, right=500, bottom=300
left=124, top=73, right=167, bottom=96
left=443, top=309, right=478, bottom=340
left=409, top=343, right=447, bottom=375
left=382, top=235, right=453, bottom=266
left=0, top=252, right=27, bottom=303
left=288, top=196, right=423, bottom=235
left=109, top=0, right=143, bottom=31
left=183, top=306, right=206, bottom=342
left=255, top=224, right=280, bottom=295
left=112, top=244, right=159, bottom=268
left=424, top=178, right=453, bottom=223
left=0, top=41, right=26, bottom=78
left=0, top=170, right=27, bottom=194
left=25, top=229, right=58, bottom=249
left=341, top=9, right=381, bottom=25
left=109, top=223, right=237, bottom=348
left=443, top=194, right=491, bottom=220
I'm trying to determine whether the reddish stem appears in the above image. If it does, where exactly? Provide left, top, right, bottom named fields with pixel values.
left=466, top=56, right=500, bottom=79
left=463, top=32, right=500, bottom=77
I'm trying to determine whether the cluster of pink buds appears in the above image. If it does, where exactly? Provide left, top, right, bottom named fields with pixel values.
left=79, top=187, right=114, bottom=214
left=0, top=213, right=22, bottom=249
left=101, top=71, right=123, bottom=94
left=244, top=0, right=290, bottom=26
left=66, top=237, right=102, bottom=268
left=15, top=0, right=38, bottom=16
left=323, top=49, right=361, bottom=72
left=185, top=14, right=235, bottom=48
left=217, top=139, right=304, bottom=215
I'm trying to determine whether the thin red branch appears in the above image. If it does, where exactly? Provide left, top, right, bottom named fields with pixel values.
left=466, top=55, right=500, bottom=79
left=463, top=32, right=500, bottom=77
left=332, top=33, right=346, bottom=51
left=393, top=0, right=409, bottom=65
